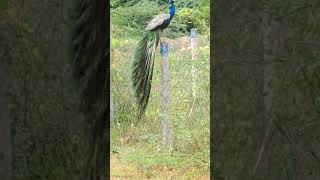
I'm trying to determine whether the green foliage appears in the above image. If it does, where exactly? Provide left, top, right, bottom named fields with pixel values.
left=111, top=0, right=210, bottom=38
left=111, top=0, right=161, bottom=37
left=173, top=0, right=210, bottom=34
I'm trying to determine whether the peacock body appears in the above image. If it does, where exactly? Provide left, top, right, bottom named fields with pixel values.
left=132, top=0, right=175, bottom=116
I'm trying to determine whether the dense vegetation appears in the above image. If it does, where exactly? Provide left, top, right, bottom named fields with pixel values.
left=111, top=0, right=209, bottom=38
left=110, top=0, right=210, bottom=178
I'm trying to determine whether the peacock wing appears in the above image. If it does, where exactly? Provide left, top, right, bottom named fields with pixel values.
left=145, top=14, right=170, bottom=31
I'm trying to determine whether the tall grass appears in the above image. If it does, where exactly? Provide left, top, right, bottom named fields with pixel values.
left=110, top=34, right=210, bottom=178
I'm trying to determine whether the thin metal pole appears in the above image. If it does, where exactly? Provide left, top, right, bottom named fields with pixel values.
left=160, top=42, right=170, bottom=146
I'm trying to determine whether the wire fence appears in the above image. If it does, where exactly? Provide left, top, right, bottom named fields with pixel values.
left=110, top=32, right=210, bottom=122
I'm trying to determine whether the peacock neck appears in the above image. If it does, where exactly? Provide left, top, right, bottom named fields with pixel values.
left=169, top=5, right=175, bottom=19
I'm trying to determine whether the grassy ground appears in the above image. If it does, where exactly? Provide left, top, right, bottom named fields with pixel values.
left=111, top=35, right=210, bottom=179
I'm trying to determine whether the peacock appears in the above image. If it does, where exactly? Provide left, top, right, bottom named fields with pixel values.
left=132, top=0, right=176, bottom=116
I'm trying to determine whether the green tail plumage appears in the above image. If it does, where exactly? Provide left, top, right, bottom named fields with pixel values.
left=132, top=31, right=160, bottom=116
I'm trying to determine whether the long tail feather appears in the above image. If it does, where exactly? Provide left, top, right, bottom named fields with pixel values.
left=132, top=31, right=160, bottom=116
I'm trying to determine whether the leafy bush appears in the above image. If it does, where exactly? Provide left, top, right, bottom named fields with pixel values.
left=111, top=0, right=210, bottom=38
left=111, top=0, right=161, bottom=37
left=173, top=0, right=210, bottom=35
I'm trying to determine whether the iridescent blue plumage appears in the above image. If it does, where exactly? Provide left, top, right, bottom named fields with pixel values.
left=153, top=1, right=175, bottom=30
left=145, top=0, right=175, bottom=31
left=132, top=0, right=175, bottom=116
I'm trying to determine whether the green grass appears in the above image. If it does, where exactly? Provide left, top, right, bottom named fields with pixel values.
left=111, top=35, right=210, bottom=178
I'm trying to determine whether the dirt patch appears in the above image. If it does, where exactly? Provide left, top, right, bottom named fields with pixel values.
left=110, top=154, right=210, bottom=179
left=111, top=155, right=145, bottom=180
left=164, top=36, right=191, bottom=50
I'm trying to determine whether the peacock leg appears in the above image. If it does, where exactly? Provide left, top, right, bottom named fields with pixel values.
left=159, top=30, right=163, bottom=50
left=161, top=29, right=165, bottom=44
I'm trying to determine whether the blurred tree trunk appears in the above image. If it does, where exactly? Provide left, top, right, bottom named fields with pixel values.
left=0, top=1, right=92, bottom=179
left=0, top=25, right=11, bottom=179
left=254, top=12, right=287, bottom=176
left=214, top=0, right=320, bottom=179
left=253, top=13, right=275, bottom=176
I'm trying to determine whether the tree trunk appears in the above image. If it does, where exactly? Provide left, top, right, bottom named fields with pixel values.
left=253, top=13, right=275, bottom=176
left=254, top=11, right=287, bottom=176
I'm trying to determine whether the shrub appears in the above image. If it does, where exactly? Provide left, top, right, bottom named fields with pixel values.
left=111, top=0, right=210, bottom=38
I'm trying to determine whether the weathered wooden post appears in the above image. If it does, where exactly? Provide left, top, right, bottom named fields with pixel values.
left=160, top=42, right=170, bottom=146
left=110, top=79, right=114, bottom=125
left=189, top=28, right=198, bottom=116
left=190, top=28, right=198, bottom=99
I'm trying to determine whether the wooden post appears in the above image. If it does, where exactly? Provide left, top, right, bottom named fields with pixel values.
left=110, top=79, right=114, bottom=125
left=160, top=42, right=170, bottom=146
left=189, top=28, right=198, bottom=116
left=190, top=28, right=198, bottom=99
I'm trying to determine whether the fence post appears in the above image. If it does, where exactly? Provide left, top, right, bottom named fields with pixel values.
left=110, top=79, right=114, bottom=125
left=189, top=28, right=198, bottom=116
left=160, top=42, right=170, bottom=147
left=190, top=28, right=198, bottom=99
